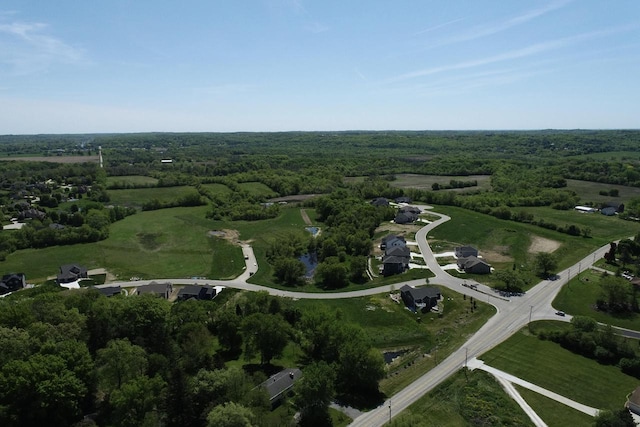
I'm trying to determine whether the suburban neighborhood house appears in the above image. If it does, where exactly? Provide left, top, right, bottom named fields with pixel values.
left=380, top=234, right=411, bottom=276
left=0, top=273, right=26, bottom=295
left=177, top=284, right=218, bottom=301
left=136, top=282, right=173, bottom=299
left=400, top=284, right=441, bottom=313
left=57, top=264, right=88, bottom=284
left=259, top=368, right=302, bottom=408
left=455, top=246, right=492, bottom=274
left=394, top=205, right=421, bottom=224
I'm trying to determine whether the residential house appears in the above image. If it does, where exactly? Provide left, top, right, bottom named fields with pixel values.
left=177, top=285, right=217, bottom=301
left=380, top=234, right=406, bottom=250
left=0, top=273, right=26, bottom=295
left=400, top=284, right=441, bottom=312
left=454, top=246, right=478, bottom=258
left=627, top=386, right=640, bottom=416
left=137, top=281, right=173, bottom=299
left=57, top=264, right=88, bottom=284
left=259, top=368, right=302, bottom=408
left=457, top=256, right=491, bottom=274
left=394, top=206, right=420, bottom=224
left=381, top=236, right=411, bottom=276
left=600, top=207, right=617, bottom=216
left=371, top=197, right=389, bottom=207
left=94, top=284, right=122, bottom=297
left=395, top=196, right=412, bottom=204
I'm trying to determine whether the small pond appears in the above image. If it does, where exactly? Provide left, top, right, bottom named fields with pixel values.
left=298, top=252, right=318, bottom=279
left=305, top=226, right=320, bottom=236
left=383, top=349, right=409, bottom=364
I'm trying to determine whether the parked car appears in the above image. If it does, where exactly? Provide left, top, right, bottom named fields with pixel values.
left=555, top=311, right=565, bottom=317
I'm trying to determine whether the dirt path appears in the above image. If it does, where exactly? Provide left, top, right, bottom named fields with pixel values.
left=300, top=209, right=312, bottom=226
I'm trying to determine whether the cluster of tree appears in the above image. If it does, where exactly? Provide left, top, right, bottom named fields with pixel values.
left=431, top=179, right=478, bottom=191
left=0, top=285, right=386, bottom=427
left=538, top=316, right=640, bottom=380
left=206, top=190, right=280, bottom=221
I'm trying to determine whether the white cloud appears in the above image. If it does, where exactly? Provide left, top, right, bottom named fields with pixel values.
left=0, top=18, right=84, bottom=74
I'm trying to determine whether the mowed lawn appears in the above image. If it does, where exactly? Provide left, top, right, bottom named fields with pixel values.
left=480, top=325, right=638, bottom=410
left=565, top=178, right=640, bottom=206
left=2, top=206, right=243, bottom=281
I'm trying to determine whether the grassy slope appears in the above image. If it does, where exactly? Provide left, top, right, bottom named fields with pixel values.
left=480, top=324, right=638, bottom=410
left=106, top=175, right=159, bottom=186
left=108, top=186, right=197, bottom=208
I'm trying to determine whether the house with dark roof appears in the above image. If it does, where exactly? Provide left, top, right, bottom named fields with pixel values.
left=382, top=255, right=410, bottom=276
left=600, top=207, right=617, bottom=216
left=177, top=285, right=217, bottom=301
left=94, top=285, right=122, bottom=297
left=455, top=246, right=478, bottom=258
left=371, top=197, right=389, bottom=207
left=0, top=273, right=26, bottom=295
left=457, top=256, right=491, bottom=274
left=400, top=284, right=441, bottom=312
left=57, top=264, right=88, bottom=284
left=395, top=196, right=412, bottom=204
left=137, top=282, right=173, bottom=299
left=260, top=368, right=302, bottom=408
left=381, top=236, right=411, bottom=276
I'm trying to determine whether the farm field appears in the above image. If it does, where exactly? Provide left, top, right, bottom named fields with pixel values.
left=0, top=155, right=100, bottom=163
left=237, top=181, right=278, bottom=197
left=565, top=178, right=640, bottom=206
left=480, top=323, right=638, bottom=410
left=390, top=173, right=492, bottom=192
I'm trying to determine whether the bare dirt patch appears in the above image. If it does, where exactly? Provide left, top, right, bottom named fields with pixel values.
left=482, top=246, right=514, bottom=263
left=208, top=229, right=247, bottom=245
left=300, top=209, right=312, bottom=226
left=528, top=236, right=561, bottom=253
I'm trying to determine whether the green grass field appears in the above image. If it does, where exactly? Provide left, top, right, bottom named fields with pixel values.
left=2, top=206, right=243, bottom=281
left=200, top=182, right=233, bottom=195
left=480, top=323, right=638, bottom=410
left=554, top=269, right=640, bottom=330
left=565, top=178, right=640, bottom=206
left=108, top=186, right=197, bottom=208
left=516, top=386, right=595, bottom=426
left=237, top=181, right=278, bottom=198
left=106, top=175, right=159, bottom=187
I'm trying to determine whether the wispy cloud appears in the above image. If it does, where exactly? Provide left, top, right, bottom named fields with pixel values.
left=414, top=18, right=465, bottom=36
left=0, top=18, right=84, bottom=74
left=423, top=0, right=573, bottom=48
left=387, top=25, right=636, bottom=84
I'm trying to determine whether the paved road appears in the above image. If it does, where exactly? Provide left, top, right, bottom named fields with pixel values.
left=101, top=206, right=621, bottom=425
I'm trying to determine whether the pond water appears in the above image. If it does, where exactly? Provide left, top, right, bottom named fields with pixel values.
left=305, top=226, right=319, bottom=236
left=298, top=252, right=318, bottom=278
left=383, top=349, right=409, bottom=364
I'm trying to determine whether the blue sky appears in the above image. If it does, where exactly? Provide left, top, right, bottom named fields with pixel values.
left=0, top=0, right=638, bottom=133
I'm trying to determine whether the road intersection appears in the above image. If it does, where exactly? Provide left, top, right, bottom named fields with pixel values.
left=103, top=206, right=618, bottom=425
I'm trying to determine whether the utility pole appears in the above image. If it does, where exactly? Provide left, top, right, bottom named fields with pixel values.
left=388, top=401, right=391, bottom=423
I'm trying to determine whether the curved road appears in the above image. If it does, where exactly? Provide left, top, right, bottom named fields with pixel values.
left=103, top=206, right=618, bottom=425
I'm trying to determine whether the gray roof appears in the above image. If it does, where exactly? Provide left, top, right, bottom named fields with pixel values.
left=262, top=368, right=302, bottom=401
left=400, top=284, right=440, bottom=301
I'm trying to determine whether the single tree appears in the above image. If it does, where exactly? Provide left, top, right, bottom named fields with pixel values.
left=534, top=252, right=558, bottom=277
